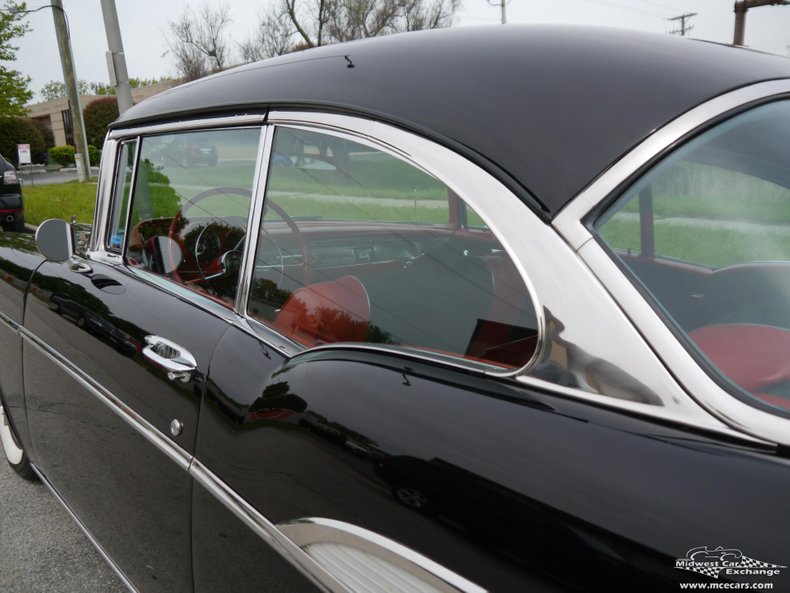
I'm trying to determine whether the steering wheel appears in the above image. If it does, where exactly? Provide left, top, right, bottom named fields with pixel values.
left=167, top=186, right=310, bottom=287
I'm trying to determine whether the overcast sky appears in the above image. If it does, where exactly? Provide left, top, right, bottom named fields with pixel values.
left=14, top=0, right=790, bottom=102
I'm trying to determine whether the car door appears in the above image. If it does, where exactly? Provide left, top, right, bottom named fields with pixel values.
left=22, top=126, right=263, bottom=593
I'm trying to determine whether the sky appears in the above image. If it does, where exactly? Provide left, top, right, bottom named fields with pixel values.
left=13, top=0, right=790, bottom=103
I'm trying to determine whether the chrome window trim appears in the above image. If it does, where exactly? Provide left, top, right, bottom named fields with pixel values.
left=108, top=113, right=267, bottom=140
left=552, top=80, right=790, bottom=445
left=257, top=112, right=738, bottom=435
left=90, top=136, right=120, bottom=253
left=235, top=126, right=273, bottom=314
left=259, top=113, right=545, bottom=378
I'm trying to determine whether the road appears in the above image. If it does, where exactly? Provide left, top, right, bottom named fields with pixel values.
left=19, top=167, right=101, bottom=187
left=0, top=458, right=126, bottom=592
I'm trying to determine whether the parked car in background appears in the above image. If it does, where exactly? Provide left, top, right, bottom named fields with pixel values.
left=1, top=25, right=790, bottom=592
left=0, top=154, right=25, bottom=232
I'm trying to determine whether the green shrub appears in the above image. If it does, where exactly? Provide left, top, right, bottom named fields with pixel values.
left=49, top=145, right=76, bottom=167
left=83, top=97, right=119, bottom=148
left=0, top=117, right=46, bottom=167
left=87, top=144, right=101, bottom=165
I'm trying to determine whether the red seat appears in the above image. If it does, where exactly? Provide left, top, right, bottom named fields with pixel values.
left=690, top=324, right=790, bottom=410
left=274, top=276, right=370, bottom=348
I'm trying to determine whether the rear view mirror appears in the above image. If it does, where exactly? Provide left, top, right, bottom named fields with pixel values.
left=36, top=219, right=74, bottom=262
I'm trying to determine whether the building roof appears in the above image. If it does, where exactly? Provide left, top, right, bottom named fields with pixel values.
left=112, top=25, right=790, bottom=218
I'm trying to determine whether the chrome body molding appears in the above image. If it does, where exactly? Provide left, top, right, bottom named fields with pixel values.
left=108, top=114, right=267, bottom=140
left=189, top=459, right=347, bottom=593
left=551, top=80, right=790, bottom=446
left=553, top=80, right=790, bottom=249
left=18, top=327, right=192, bottom=471
left=279, top=518, right=487, bottom=593
left=31, top=464, right=139, bottom=593
left=0, top=307, right=19, bottom=332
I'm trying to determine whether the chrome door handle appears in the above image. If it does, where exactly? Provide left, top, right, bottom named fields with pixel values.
left=143, top=335, right=197, bottom=383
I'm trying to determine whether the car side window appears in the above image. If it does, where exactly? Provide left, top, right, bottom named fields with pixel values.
left=596, top=100, right=790, bottom=414
left=123, top=128, right=261, bottom=306
left=248, top=126, right=538, bottom=369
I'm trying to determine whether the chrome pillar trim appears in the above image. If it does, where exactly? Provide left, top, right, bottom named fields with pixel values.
left=189, top=459, right=347, bottom=593
left=31, top=464, right=139, bottom=593
left=279, top=517, right=487, bottom=593
left=553, top=80, right=790, bottom=250
left=259, top=112, right=728, bottom=424
left=18, top=327, right=192, bottom=471
left=235, top=126, right=273, bottom=315
left=90, top=137, right=120, bottom=253
left=576, top=240, right=790, bottom=446
left=108, top=113, right=267, bottom=139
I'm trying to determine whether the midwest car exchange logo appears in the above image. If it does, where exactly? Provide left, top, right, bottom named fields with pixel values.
left=675, top=546, right=786, bottom=579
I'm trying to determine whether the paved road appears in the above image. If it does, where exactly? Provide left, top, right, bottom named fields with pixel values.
left=0, top=459, right=126, bottom=592
left=19, top=167, right=100, bottom=186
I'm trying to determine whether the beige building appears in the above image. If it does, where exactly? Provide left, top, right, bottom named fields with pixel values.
left=26, top=80, right=178, bottom=146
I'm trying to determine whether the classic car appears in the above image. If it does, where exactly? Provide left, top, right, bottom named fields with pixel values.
left=1, top=24, right=790, bottom=593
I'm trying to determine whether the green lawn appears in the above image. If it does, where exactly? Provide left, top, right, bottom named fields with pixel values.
left=24, top=181, right=97, bottom=225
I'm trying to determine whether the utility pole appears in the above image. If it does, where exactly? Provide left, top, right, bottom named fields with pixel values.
left=734, top=0, right=790, bottom=46
left=487, top=0, right=509, bottom=24
left=667, top=12, right=697, bottom=36
left=100, top=0, right=133, bottom=114
left=50, top=0, right=91, bottom=182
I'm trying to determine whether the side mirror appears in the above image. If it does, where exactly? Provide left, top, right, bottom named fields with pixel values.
left=36, top=219, right=74, bottom=262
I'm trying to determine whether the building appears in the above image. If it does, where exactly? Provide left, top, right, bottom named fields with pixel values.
left=26, top=80, right=178, bottom=147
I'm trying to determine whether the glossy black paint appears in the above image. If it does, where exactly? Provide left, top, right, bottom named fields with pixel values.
left=22, top=257, right=230, bottom=593
left=0, top=237, right=43, bottom=455
left=200, top=328, right=790, bottom=592
left=112, top=26, right=790, bottom=217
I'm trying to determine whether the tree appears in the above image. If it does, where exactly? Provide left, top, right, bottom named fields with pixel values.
left=0, top=116, right=45, bottom=165
left=241, top=0, right=460, bottom=60
left=0, top=2, right=33, bottom=115
left=166, top=3, right=232, bottom=81
left=39, top=79, right=90, bottom=102
left=83, top=97, right=119, bottom=148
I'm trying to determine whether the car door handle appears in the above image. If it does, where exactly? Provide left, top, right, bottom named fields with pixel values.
left=143, top=335, right=197, bottom=383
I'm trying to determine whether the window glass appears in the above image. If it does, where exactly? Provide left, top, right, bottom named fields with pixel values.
left=125, top=128, right=261, bottom=306
left=597, top=100, right=790, bottom=414
left=248, top=127, right=538, bottom=369
left=108, top=140, right=137, bottom=251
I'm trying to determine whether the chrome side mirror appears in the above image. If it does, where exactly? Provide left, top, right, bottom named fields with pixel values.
left=36, top=219, right=74, bottom=262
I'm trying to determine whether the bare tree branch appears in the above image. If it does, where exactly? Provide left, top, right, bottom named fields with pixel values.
left=239, top=0, right=458, bottom=63
left=166, top=2, right=232, bottom=81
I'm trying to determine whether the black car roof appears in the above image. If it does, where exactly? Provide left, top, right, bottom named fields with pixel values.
left=113, top=25, right=790, bottom=218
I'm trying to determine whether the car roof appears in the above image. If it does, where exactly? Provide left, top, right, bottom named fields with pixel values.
left=113, top=25, right=790, bottom=218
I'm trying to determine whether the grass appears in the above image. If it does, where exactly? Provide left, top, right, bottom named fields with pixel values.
left=600, top=218, right=790, bottom=268
left=24, top=180, right=97, bottom=225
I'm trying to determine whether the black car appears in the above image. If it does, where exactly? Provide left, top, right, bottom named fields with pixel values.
left=0, top=154, right=25, bottom=232
left=2, top=25, right=790, bottom=593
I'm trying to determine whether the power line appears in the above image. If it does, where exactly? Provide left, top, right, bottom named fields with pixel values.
left=667, top=12, right=698, bottom=35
